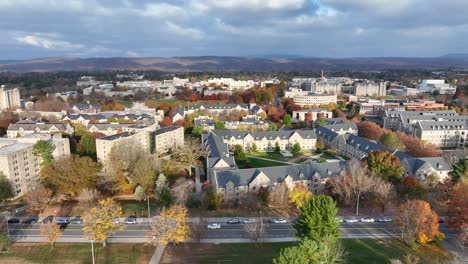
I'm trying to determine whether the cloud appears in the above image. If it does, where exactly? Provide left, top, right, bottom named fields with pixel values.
left=1, top=0, right=468, bottom=59
left=15, top=34, right=84, bottom=50
left=165, top=21, right=204, bottom=40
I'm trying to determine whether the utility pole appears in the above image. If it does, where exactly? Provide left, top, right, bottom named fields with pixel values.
left=260, top=210, right=263, bottom=244
left=147, top=195, right=151, bottom=219
left=91, top=240, right=95, bottom=264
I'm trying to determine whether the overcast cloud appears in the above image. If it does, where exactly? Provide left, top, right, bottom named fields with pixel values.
left=1, top=0, right=467, bottom=59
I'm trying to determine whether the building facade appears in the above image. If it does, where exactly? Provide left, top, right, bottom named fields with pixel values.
left=0, top=86, right=21, bottom=110
left=7, top=123, right=75, bottom=138
left=353, top=81, right=386, bottom=97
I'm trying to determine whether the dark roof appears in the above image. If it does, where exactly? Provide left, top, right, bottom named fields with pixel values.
left=214, top=161, right=346, bottom=187
left=99, top=131, right=135, bottom=141
left=323, top=123, right=358, bottom=132
left=74, top=103, right=101, bottom=110
left=210, top=129, right=316, bottom=140
left=154, top=126, right=182, bottom=136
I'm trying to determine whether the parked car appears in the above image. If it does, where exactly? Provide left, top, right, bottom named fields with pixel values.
left=54, top=218, right=69, bottom=225
left=7, top=218, right=20, bottom=224
left=243, top=219, right=256, bottom=224
left=112, top=218, right=120, bottom=224
left=272, top=218, right=288, bottom=224
left=343, top=217, right=358, bottom=223
left=21, top=217, right=39, bottom=224
left=207, top=223, right=221, bottom=229
left=42, top=215, right=54, bottom=223
left=438, top=217, right=446, bottom=223
left=125, top=216, right=137, bottom=224
left=69, top=216, right=83, bottom=224
left=227, top=218, right=241, bottom=224
left=360, top=217, right=375, bottom=223
left=376, top=216, right=392, bottom=223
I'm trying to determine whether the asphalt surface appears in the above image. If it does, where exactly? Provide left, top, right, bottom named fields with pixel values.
left=6, top=221, right=460, bottom=242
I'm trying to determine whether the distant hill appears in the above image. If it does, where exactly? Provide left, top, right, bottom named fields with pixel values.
left=440, top=53, right=468, bottom=59
left=2, top=56, right=468, bottom=72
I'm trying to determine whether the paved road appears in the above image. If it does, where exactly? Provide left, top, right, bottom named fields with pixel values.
left=6, top=221, right=460, bottom=243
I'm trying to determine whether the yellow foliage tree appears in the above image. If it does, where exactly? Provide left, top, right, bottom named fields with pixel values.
left=40, top=222, right=62, bottom=248
left=150, top=204, right=190, bottom=246
left=82, top=198, right=123, bottom=247
left=289, top=183, right=313, bottom=209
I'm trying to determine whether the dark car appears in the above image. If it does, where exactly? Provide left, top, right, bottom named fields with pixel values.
left=125, top=216, right=137, bottom=224
left=42, top=215, right=54, bottom=223
left=226, top=218, right=241, bottom=224
left=7, top=218, right=20, bottom=224
left=21, top=217, right=39, bottom=224
left=438, top=217, right=446, bottom=223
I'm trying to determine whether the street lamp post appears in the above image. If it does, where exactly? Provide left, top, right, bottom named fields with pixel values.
left=259, top=211, right=263, bottom=244
left=91, top=240, right=95, bottom=264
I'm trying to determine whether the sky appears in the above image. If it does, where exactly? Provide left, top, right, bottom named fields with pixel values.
left=1, top=0, right=468, bottom=59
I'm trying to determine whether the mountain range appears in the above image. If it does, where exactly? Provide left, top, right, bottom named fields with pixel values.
left=1, top=56, right=468, bottom=72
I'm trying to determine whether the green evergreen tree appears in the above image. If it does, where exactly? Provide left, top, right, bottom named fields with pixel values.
left=33, top=140, right=55, bottom=165
left=234, top=144, right=247, bottom=161
left=378, top=132, right=405, bottom=150
left=0, top=173, right=14, bottom=201
left=214, top=121, right=225, bottom=130
left=316, top=118, right=327, bottom=127
left=292, top=143, right=301, bottom=153
left=275, top=142, right=281, bottom=152
left=293, top=195, right=340, bottom=242
left=76, top=133, right=97, bottom=158
left=283, top=114, right=292, bottom=127
left=273, top=237, right=344, bottom=264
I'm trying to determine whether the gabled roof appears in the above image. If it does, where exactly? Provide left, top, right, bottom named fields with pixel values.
left=214, top=161, right=346, bottom=188
left=210, top=129, right=316, bottom=141
left=8, top=123, right=70, bottom=131
left=73, top=103, right=101, bottom=110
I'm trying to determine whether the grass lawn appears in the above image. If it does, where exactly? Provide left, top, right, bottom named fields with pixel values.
left=161, top=239, right=453, bottom=264
left=1, top=243, right=154, bottom=264
left=237, top=157, right=289, bottom=169
left=342, top=238, right=453, bottom=264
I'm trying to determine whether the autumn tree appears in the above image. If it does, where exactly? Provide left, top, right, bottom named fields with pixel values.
left=82, top=198, right=123, bottom=247
left=171, top=137, right=204, bottom=177
left=170, top=178, right=194, bottom=205
left=189, top=93, right=198, bottom=102
left=293, top=195, right=340, bottom=242
left=396, top=132, right=441, bottom=157
left=132, top=154, right=157, bottom=196
left=257, top=186, right=269, bottom=206
left=0, top=232, right=9, bottom=252
left=133, top=185, right=145, bottom=202
left=40, top=222, right=62, bottom=248
left=41, top=155, right=101, bottom=195
left=397, top=177, right=427, bottom=200
left=357, top=121, right=385, bottom=140
left=396, top=200, right=442, bottom=244
left=243, top=220, right=267, bottom=242
left=23, top=183, right=52, bottom=213
left=269, top=182, right=290, bottom=213
left=77, top=188, right=100, bottom=207
left=366, top=150, right=404, bottom=182
left=378, top=132, right=405, bottom=150
left=0, top=172, right=14, bottom=202
left=150, top=204, right=190, bottom=246
left=33, top=140, right=55, bottom=165
left=233, top=144, right=247, bottom=162
left=273, top=237, right=345, bottom=264
left=373, top=179, right=395, bottom=213
left=289, top=183, right=312, bottom=209
left=331, top=160, right=375, bottom=215
left=447, top=179, right=468, bottom=231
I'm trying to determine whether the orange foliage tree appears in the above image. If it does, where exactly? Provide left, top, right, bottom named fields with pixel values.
left=395, top=132, right=441, bottom=157
left=396, top=200, right=443, bottom=244
left=357, top=121, right=385, bottom=140
left=447, top=179, right=468, bottom=232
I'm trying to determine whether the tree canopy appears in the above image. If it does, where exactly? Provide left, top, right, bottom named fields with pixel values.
left=293, top=195, right=340, bottom=242
left=82, top=198, right=123, bottom=246
left=76, top=133, right=96, bottom=158
left=366, top=150, right=404, bottom=182
left=273, top=237, right=344, bottom=264
left=378, top=132, right=405, bottom=151
left=33, top=140, right=55, bottom=165
left=41, top=155, right=101, bottom=195
left=0, top=172, right=14, bottom=201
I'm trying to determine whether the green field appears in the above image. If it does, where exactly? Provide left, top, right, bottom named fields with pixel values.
left=1, top=243, right=154, bottom=264
left=237, top=157, right=289, bottom=169
left=161, top=239, right=453, bottom=264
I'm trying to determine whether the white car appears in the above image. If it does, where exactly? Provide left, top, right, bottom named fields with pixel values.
left=273, top=218, right=288, bottom=224
left=343, top=217, right=358, bottom=223
left=207, top=223, right=221, bottom=229
left=360, top=217, right=375, bottom=223
left=112, top=218, right=120, bottom=224
left=376, top=216, right=392, bottom=223
left=243, top=219, right=256, bottom=224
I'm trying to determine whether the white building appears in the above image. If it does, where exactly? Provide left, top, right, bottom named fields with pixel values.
left=417, top=80, right=457, bottom=94
left=0, top=86, right=21, bottom=110
left=353, top=81, right=386, bottom=97
left=7, top=122, right=75, bottom=138
left=0, top=134, right=70, bottom=197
